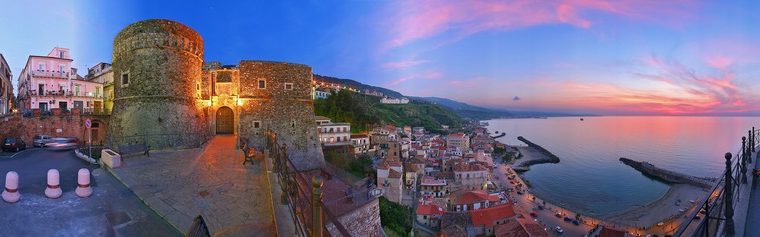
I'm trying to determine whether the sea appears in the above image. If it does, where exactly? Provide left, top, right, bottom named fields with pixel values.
left=486, top=116, right=758, bottom=217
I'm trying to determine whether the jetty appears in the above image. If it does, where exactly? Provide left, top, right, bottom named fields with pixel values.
left=491, top=132, right=506, bottom=139
left=512, top=136, right=561, bottom=172
left=619, top=157, right=716, bottom=189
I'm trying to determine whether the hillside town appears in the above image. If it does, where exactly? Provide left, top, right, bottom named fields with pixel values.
left=1, top=44, right=633, bottom=237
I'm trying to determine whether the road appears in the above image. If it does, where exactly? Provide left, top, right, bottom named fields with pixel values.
left=0, top=148, right=182, bottom=236
left=492, top=161, right=593, bottom=236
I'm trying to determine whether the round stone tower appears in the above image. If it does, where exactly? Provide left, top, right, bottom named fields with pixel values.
left=108, top=19, right=209, bottom=150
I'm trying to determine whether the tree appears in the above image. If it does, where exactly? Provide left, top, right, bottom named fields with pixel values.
left=379, top=197, right=412, bottom=237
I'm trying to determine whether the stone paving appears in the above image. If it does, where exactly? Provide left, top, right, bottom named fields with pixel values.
left=109, top=135, right=277, bottom=236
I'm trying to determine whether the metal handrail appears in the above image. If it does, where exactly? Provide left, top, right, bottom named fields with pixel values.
left=266, top=130, right=355, bottom=237
left=675, top=127, right=757, bottom=236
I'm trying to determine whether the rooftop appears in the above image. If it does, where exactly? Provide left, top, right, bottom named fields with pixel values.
left=416, top=203, right=445, bottom=216
left=469, top=204, right=516, bottom=228
left=388, top=169, right=402, bottom=179
left=448, top=133, right=467, bottom=139
left=455, top=190, right=500, bottom=205
left=315, top=116, right=331, bottom=121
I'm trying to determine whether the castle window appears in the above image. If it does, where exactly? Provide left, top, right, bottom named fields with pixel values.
left=121, top=71, right=130, bottom=87
left=284, top=83, right=293, bottom=90
left=258, top=79, right=266, bottom=89
left=216, top=71, right=232, bottom=82
left=253, top=121, right=261, bottom=129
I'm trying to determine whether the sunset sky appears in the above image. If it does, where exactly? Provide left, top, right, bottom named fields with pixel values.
left=1, top=0, right=759, bottom=115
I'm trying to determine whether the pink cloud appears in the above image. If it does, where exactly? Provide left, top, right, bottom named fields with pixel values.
left=386, top=70, right=442, bottom=86
left=463, top=54, right=759, bottom=115
left=382, top=59, right=429, bottom=69
left=706, top=56, right=734, bottom=69
left=380, top=0, right=697, bottom=51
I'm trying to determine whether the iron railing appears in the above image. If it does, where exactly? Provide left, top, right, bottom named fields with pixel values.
left=265, top=129, right=372, bottom=237
left=675, top=127, right=758, bottom=237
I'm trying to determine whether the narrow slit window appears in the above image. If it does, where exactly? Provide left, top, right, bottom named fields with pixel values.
left=258, top=79, right=266, bottom=89
left=121, top=72, right=130, bottom=87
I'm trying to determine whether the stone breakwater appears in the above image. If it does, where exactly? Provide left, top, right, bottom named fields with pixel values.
left=512, top=136, right=561, bottom=172
left=516, top=136, right=561, bottom=163
left=619, top=157, right=717, bottom=189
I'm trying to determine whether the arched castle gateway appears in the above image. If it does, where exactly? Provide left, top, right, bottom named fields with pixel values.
left=109, top=19, right=324, bottom=170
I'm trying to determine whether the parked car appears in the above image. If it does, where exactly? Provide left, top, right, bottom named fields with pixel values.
left=33, top=135, right=52, bottom=147
left=555, top=213, right=562, bottom=218
left=529, top=212, right=537, bottom=218
left=563, top=216, right=572, bottom=222
left=2, top=137, right=27, bottom=152
left=45, top=137, right=79, bottom=150
left=572, top=220, right=580, bottom=225
left=555, top=226, right=564, bottom=234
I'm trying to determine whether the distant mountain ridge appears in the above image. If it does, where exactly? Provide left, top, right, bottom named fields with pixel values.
left=313, top=74, right=404, bottom=98
left=409, top=96, right=513, bottom=120
left=313, top=74, right=587, bottom=120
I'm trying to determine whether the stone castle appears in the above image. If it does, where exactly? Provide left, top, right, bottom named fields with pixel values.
left=108, top=19, right=324, bottom=170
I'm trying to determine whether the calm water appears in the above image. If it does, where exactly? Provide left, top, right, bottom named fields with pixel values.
left=486, top=116, right=758, bottom=217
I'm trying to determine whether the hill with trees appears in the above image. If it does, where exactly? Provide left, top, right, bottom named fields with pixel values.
left=314, top=90, right=463, bottom=133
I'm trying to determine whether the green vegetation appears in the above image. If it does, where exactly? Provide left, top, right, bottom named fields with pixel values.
left=379, top=197, right=412, bottom=237
left=315, top=90, right=463, bottom=133
left=324, top=150, right=373, bottom=178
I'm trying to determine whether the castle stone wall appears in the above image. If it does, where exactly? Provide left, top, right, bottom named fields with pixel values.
left=237, top=61, right=324, bottom=171
left=109, top=19, right=210, bottom=150
left=326, top=198, right=382, bottom=237
left=0, top=114, right=108, bottom=146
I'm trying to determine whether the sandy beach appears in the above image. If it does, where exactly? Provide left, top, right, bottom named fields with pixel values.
left=604, top=183, right=709, bottom=227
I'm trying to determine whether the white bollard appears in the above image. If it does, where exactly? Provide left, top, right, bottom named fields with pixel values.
left=45, top=169, right=62, bottom=199
left=75, top=168, right=92, bottom=198
left=2, top=171, right=20, bottom=203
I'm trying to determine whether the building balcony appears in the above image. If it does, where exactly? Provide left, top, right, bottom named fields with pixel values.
left=31, top=70, right=69, bottom=79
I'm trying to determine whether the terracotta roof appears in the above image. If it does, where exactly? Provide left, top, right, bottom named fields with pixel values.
left=495, top=219, right=529, bottom=237
left=453, top=162, right=487, bottom=172
left=441, top=212, right=471, bottom=231
left=469, top=204, right=516, bottom=228
left=599, top=227, right=627, bottom=237
left=378, top=158, right=402, bottom=170
left=448, top=133, right=467, bottom=139
left=350, top=134, right=368, bottom=139
left=456, top=190, right=500, bottom=205
left=518, top=218, right=550, bottom=237
left=388, top=169, right=403, bottom=179
left=404, top=163, right=419, bottom=173
left=416, top=203, right=445, bottom=216
left=442, top=225, right=467, bottom=237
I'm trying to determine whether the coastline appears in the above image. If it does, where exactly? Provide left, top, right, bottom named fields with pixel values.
left=511, top=137, right=560, bottom=172
left=513, top=167, right=707, bottom=234
left=602, top=183, right=707, bottom=227
left=512, top=146, right=554, bottom=171
left=506, top=143, right=708, bottom=230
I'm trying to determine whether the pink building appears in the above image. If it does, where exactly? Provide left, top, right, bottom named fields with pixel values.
left=17, top=47, right=104, bottom=113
